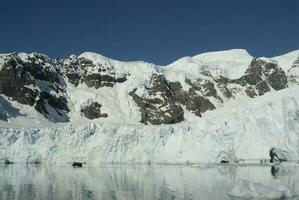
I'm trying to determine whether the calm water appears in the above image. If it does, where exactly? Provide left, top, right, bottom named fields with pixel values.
left=0, top=164, right=299, bottom=200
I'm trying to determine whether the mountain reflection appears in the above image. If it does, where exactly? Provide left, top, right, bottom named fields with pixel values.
left=0, top=164, right=298, bottom=200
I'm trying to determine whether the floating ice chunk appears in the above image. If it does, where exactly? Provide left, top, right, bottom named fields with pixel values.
left=228, top=179, right=297, bottom=199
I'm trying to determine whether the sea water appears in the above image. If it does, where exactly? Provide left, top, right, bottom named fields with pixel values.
left=0, top=164, right=298, bottom=200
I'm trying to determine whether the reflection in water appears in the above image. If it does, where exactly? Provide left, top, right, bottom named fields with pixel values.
left=271, top=165, right=280, bottom=178
left=0, top=164, right=299, bottom=200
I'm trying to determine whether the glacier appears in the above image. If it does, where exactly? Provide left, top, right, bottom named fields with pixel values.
left=1, top=87, right=299, bottom=165
left=0, top=49, right=299, bottom=165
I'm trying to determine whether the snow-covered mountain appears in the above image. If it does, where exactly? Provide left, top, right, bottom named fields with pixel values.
left=0, top=49, right=299, bottom=164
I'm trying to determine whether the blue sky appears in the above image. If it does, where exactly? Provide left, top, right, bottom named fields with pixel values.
left=0, top=0, right=298, bottom=64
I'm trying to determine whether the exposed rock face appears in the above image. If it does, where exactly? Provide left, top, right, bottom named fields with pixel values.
left=235, top=59, right=288, bottom=97
left=288, top=58, right=299, bottom=84
left=128, top=58, right=290, bottom=125
left=185, top=77, right=222, bottom=102
left=62, top=55, right=82, bottom=87
left=0, top=55, right=37, bottom=105
left=63, top=56, right=128, bottom=88
left=129, top=74, right=184, bottom=125
left=81, top=101, right=108, bottom=120
left=129, top=74, right=215, bottom=124
left=214, top=76, right=233, bottom=99
left=0, top=53, right=69, bottom=122
left=0, top=53, right=129, bottom=123
left=245, top=86, right=257, bottom=98
left=169, top=81, right=215, bottom=117
left=185, top=73, right=232, bottom=103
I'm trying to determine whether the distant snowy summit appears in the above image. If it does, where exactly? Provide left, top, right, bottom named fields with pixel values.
left=0, top=49, right=298, bottom=126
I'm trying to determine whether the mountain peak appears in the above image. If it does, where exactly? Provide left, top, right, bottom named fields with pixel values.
left=193, top=49, right=252, bottom=60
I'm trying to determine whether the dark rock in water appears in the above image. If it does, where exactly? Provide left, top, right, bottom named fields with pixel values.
left=220, top=160, right=229, bottom=164
left=216, top=150, right=237, bottom=164
left=4, top=159, right=13, bottom=165
left=271, top=165, right=280, bottom=177
left=269, top=147, right=288, bottom=163
left=81, top=101, right=108, bottom=119
left=32, top=160, right=41, bottom=164
left=72, top=162, right=83, bottom=168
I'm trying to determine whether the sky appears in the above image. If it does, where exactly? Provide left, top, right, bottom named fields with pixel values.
left=0, top=0, right=298, bottom=65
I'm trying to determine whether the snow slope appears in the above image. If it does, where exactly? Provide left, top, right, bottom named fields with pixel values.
left=271, top=50, right=299, bottom=72
left=164, top=49, right=253, bottom=79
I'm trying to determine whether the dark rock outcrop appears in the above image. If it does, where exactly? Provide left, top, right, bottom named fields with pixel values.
left=4, top=159, right=13, bottom=165
left=169, top=82, right=215, bottom=117
left=220, top=160, right=229, bottom=164
left=245, top=86, right=257, bottom=98
left=0, top=53, right=128, bottom=122
left=0, top=53, right=69, bottom=122
left=0, top=55, right=37, bottom=105
left=63, top=56, right=128, bottom=88
left=185, top=75, right=233, bottom=103
left=269, top=147, right=288, bottom=163
left=288, top=58, right=299, bottom=84
left=81, top=101, right=108, bottom=119
left=215, top=76, right=233, bottom=99
left=129, top=74, right=215, bottom=124
left=235, top=59, right=288, bottom=97
left=72, top=162, right=83, bottom=168
left=129, top=74, right=184, bottom=125
left=62, top=55, right=82, bottom=86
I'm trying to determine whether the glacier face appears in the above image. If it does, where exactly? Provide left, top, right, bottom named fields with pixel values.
left=0, top=49, right=299, bottom=164
left=1, top=87, right=299, bottom=164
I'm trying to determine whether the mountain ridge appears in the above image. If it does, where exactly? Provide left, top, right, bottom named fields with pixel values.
left=0, top=49, right=299, bottom=164
left=0, top=49, right=298, bottom=126
left=2, top=48, right=299, bottom=66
